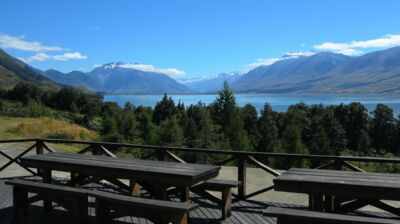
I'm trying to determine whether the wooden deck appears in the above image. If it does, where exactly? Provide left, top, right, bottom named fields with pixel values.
left=0, top=177, right=286, bottom=224
left=2, top=178, right=399, bottom=224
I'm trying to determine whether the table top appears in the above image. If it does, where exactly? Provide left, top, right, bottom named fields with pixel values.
left=20, top=152, right=220, bottom=187
left=274, top=168, right=400, bottom=200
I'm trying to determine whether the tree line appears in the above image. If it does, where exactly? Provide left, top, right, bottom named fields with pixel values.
left=1, top=82, right=400, bottom=166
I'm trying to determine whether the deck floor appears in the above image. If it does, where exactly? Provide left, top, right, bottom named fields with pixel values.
left=0, top=177, right=288, bottom=224
left=1, top=177, right=398, bottom=224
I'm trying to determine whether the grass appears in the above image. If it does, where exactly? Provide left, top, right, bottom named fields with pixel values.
left=0, top=116, right=99, bottom=153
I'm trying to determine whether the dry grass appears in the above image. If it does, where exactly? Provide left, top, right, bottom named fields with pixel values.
left=5, top=117, right=98, bottom=141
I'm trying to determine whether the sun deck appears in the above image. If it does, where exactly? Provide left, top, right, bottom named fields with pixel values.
left=1, top=139, right=400, bottom=223
left=0, top=177, right=289, bottom=224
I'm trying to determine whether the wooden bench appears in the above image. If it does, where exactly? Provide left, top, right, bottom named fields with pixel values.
left=5, top=179, right=89, bottom=224
left=264, top=207, right=400, bottom=224
left=191, top=179, right=241, bottom=219
left=90, top=190, right=198, bottom=224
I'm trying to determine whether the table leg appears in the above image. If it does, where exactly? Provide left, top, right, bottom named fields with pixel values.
left=129, top=180, right=141, bottom=196
left=42, top=169, right=52, bottom=213
left=179, top=186, right=190, bottom=202
left=324, top=194, right=334, bottom=212
left=309, top=193, right=323, bottom=211
left=70, top=172, right=80, bottom=187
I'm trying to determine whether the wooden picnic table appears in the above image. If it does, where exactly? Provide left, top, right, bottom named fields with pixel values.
left=20, top=152, right=220, bottom=201
left=274, top=168, right=400, bottom=216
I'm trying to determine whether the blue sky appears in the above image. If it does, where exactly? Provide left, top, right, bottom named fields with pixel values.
left=1, top=0, right=400, bottom=79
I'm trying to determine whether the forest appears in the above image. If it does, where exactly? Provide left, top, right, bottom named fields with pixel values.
left=0, top=82, right=399, bottom=167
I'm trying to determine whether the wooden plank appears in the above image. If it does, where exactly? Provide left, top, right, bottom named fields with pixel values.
left=20, top=152, right=220, bottom=187
left=247, top=156, right=280, bottom=177
left=165, top=150, right=187, bottom=164
left=276, top=173, right=400, bottom=188
left=99, top=145, right=117, bottom=158
left=289, top=168, right=400, bottom=179
left=264, top=207, right=400, bottom=224
left=89, top=190, right=198, bottom=212
left=5, top=179, right=90, bottom=196
left=343, top=161, right=367, bottom=173
left=22, top=152, right=219, bottom=176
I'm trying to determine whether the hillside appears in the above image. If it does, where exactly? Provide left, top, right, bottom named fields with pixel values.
left=0, top=49, right=58, bottom=89
left=44, top=69, right=101, bottom=91
left=231, top=47, right=400, bottom=94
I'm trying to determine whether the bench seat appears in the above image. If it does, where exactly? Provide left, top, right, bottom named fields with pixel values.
left=191, top=178, right=241, bottom=219
left=264, top=207, right=400, bottom=224
left=5, top=179, right=89, bottom=224
left=90, top=190, right=198, bottom=224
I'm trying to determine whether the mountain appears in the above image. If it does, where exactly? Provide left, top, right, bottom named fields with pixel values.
left=232, top=47, right=400, bottom=93
left=44, top=69, right=101, bottom=91
left=306, top=46, right=400, bottom=93
left=0, top=49, right=57, bottom=89
left=183, top=72, right=242, bottom=93
left=44, top=62, right=193, bottom=94
left=232, top=52, right=352, bottom=93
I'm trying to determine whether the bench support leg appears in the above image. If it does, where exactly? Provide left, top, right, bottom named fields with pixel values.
left=222, top=188, right=232, bottom=219
left=309, top=193, right=323, bottom=212
left=71, top=196, right=88, bottom=224
left=172, top=213, right=188, bottom=224
left=13, top=187, right=28, bottom=224
left=179, top=186, right=190, bottom=202
left=96, top=199, right=112, bottom=224
left=42, top=169, right=53, bottom=213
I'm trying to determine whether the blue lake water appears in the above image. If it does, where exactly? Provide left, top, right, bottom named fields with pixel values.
left=104, top=94, right=400, bottom=116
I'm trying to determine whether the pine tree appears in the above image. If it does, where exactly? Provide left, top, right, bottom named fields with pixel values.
left=211, top=81, right=251, bottom=151
left=241, top=104, right=260, bottom=148
left=257, top=103, right=280, bottom=152
left=153, top=94, right=176, bottom=124
left=281, top=124, right=309, bottom=168
left=158, top=116, right=184, bottom=147
left=120, top=102, right=139, bottom=143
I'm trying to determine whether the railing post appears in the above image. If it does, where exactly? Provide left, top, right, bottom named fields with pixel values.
left=36, top=139, right=44, bottom=155
left=238, top=155, right=247, bottom=200
left=334, top=158, right=343, bottom=170
left=157, top=149, right=168, bottom=161
left=36, top=139, right=45, bottom=176
left=92, top=144, right=101, bottom=155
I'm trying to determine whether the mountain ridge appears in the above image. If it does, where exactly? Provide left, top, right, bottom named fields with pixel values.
left=231, top=47, right=400, bottom=94
left=0, top=49, right=58, bottom=89
left=44, top=62, right=193, bottom=94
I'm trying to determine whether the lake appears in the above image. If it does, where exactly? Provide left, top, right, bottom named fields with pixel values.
left=104, top=94, right=400, bottom=116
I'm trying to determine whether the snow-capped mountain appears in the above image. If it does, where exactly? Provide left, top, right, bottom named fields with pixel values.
left=44, top=62, right=192, bottom=94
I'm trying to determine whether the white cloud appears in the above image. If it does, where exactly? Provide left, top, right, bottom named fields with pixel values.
left=23, top=52, right=87, bottom=62
left=0, top=34, right=64, bottom=52
left=314, top=34, right=400, bottom=56
left=284, top=51, right=316, bottom=57
left=53, top=52, right=87, bottom=61
left=244, top=51, right=316, bottom=71
left=334, top=48, right=363, bottom=56
left=26, top=53, right=51, bottom=62
left=244, top=58, right=282, bottom=71
left=119, top=63, right=186, bottom=78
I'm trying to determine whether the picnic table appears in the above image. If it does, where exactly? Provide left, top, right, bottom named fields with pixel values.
left=20, top=152, right=220, bottom=201
left=274, top=168, right=400, bottom=216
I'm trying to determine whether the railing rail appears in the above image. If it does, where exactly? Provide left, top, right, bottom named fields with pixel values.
left=0, top=138, right=399, bottom=201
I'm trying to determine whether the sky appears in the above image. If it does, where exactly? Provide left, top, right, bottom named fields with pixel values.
left=1, top=0, right=400, bottom=79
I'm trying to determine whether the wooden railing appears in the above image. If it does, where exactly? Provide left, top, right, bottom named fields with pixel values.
left=1, top=138, right=400, bottom=202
